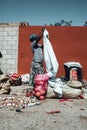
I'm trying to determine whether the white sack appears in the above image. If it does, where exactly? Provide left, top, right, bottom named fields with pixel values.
left=48, top=80, right=62, bottom=98
left=62, top=84, right=82, bottom=98
left=43, top=29, right=59, bottom=77
left=21, top=74, right=30, bottom=83
left=46, top=86, right=58, bottom=98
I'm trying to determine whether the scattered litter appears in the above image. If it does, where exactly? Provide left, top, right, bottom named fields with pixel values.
left=79, top=95, right=85, bottom=99
left=80, top=108, right=85, bottom=111
left=46, top=110, right=61, bottom=114
left=59, top=98, right=74, bottom=102
left=28, top=101, right=41, bottom=107
left=15, top=108, right=24, bottom=113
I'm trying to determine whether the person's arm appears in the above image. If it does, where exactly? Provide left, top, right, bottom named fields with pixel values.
left=36, top=28, right=45, bottom=43
left=31, top=40, right=37, bottom=50
left=31, top=28, right=45, bottom=49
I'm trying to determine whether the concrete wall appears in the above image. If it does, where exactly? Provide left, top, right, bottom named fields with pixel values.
left=0, top=23, right=19, bottom=74
left=18, top=26, right=87, bottom=80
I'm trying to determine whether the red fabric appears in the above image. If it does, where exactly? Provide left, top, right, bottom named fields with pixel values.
left=59, top=98, right=74, bottom=102
left=11, top=73, right=21, bottom=80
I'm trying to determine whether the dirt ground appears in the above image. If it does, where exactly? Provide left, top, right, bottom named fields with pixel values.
left=0, top=84, right=87, bottom=130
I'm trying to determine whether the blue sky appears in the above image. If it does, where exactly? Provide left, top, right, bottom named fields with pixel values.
left=0, top=0, right=87, bottom=26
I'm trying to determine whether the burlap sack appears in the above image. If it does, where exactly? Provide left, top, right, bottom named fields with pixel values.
left=62, top=84, right=82, bottom=98
left=2, top=80, right=10, bottom=90
left=67, top=80, right=82, bottom=88
left=0, top=74, right=8, bottom=82
left=46, top=86, right=58, bottom=98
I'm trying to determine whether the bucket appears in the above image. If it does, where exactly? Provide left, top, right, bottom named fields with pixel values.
left=70, top=68, right=78, bottom=80
left=64, top=62, right=83, bottom=81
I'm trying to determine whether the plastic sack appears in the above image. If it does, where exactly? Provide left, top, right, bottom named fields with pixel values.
left=34, top=74, right=49, bottom=100
left=48, top=80, right=62, bottom=98
left=21, top=74, right=30, bottom=83
left=43, top=29, right=59, bottom=77
left=66, top=80, right=82, bottom=88
left=35, top=74, right=49, bottom=85
left=46, top=86, right=58, bottom=98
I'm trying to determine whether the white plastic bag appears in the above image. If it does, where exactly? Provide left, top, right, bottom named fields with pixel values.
left=43, top=29, right=59, bottom=77
left=21, top=74, right=30, bottom=83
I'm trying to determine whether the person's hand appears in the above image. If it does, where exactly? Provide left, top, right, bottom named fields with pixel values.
left=39, top=27, right=45, bottom=38
left=41, top=27, right=45, bottom=33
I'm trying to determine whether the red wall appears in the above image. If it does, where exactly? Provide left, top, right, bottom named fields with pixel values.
left=18, top=26, right=87, bottom=80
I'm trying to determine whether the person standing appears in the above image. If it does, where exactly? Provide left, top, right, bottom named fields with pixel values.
left=29, top=28, right=45, bottom=87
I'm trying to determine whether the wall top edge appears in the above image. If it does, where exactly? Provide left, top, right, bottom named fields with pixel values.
left=0, top=22, right=29, bottom=27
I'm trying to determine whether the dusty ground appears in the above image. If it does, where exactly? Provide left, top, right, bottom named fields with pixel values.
left=0, top=84, right=87, bottom=130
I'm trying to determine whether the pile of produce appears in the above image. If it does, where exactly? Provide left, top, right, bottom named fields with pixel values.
left=34, top=74, right=49, bottom=100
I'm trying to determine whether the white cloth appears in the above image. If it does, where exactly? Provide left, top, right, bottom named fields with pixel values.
left=43, top=29, right=59, bottom=77
left=48, top=80, right=63, bottom=98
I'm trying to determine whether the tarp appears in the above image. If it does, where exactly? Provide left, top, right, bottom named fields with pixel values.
left=43, top=29, right=59, bottom=77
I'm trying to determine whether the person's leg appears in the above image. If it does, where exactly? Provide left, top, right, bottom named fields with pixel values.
left=29, top=62, right=44, bottom=87
left=35, top=63, right=44, bottom=74
left=29, top=62, right=35, bottom=87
